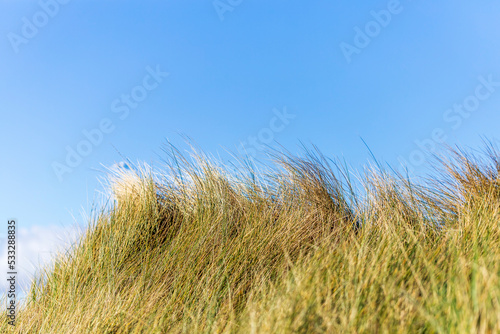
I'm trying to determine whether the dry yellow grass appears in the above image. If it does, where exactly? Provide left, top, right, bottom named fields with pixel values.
left=3, top=142, right=500, bottom=333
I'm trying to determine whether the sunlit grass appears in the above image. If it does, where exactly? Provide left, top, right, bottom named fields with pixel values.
left=3, top=142, right=500, bottom=333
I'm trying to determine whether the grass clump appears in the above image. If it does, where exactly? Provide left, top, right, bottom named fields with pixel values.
left=3, top=142, right=500, bottom=333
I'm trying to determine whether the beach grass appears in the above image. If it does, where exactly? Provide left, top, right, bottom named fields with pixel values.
left=3, top=142, right=500, bottom=333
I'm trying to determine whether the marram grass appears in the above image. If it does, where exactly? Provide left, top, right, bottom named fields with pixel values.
left=3, top=143, right=500, bottom=333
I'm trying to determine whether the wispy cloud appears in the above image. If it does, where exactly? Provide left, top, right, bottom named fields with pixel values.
left=0, top=224, right=81, bottom=301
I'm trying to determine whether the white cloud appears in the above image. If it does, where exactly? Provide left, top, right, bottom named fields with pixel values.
left=0, top=223, right=82, bottom=302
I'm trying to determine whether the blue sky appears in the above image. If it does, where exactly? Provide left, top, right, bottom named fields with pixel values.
left=1, top=0, right=500, bottom=295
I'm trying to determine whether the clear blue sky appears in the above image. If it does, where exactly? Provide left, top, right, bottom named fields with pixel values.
left=1, top=1, right=500, bottom=293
